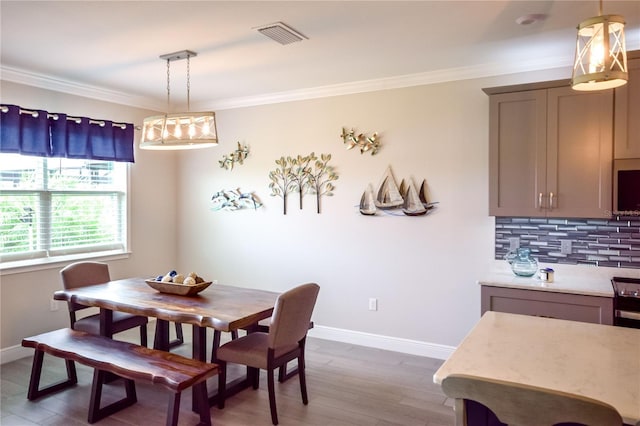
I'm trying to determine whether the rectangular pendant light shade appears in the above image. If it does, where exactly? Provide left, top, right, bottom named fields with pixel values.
left=140, top=50, right=218, bottom=150
left=572, top=14, right=628, bottom=91
left=140, top=112, right=218, bottom=150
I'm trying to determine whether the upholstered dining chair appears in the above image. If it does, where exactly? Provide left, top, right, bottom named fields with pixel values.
left=211, top=318, right=313, bottom=382
left=216, top=282, right=320, bottom=425
left=60, top=261, right=148, bottom=346
left=441, top=374, right=623, bottom=426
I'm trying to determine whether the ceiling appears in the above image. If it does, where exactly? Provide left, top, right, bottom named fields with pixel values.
left=1, top=1, right=639, bottom=112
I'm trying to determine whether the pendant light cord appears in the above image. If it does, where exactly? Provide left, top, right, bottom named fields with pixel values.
left=166, top=58, right=171, bottom=112
left=599, top=0, right=603, bottom=16
left=187, top=55, right=191, bottom=112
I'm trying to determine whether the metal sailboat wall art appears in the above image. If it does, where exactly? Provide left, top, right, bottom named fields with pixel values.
left=375, top=168, right=404, bottom=209
left=402, top=181, right=427, bottom=216
left=359, top=184, right=377, bottom=215
left=359, top=167, right=438, bottom=216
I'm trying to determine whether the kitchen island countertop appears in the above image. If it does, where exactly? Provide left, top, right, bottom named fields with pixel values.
left=434, top=311, right=640, bottom=425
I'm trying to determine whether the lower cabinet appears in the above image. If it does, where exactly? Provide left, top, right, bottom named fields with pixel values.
left=481, top=285, right=613, bottom=325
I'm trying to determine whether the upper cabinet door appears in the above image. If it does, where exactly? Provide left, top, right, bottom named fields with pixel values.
left=489, top=90, right=547, bottom=217
left=614, top=56, right=640, bottom=159
left=487, top=82, right=614, bottom=219
left=546, top=87, right=613, bottom=218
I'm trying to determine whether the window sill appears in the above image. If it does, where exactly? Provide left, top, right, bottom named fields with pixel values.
left=0, top=250, right=131, bottom=276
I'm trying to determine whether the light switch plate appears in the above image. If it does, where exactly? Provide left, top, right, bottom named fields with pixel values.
left=368, top=298, right=378, bottom=311
left=561, top=240, right=572, bottom=254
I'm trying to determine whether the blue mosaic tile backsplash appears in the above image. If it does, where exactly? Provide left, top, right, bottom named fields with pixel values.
left=495, top=217, right=640, bottom=269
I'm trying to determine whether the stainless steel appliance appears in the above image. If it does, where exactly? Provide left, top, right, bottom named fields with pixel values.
left=611, top=277, right=640, bottom=328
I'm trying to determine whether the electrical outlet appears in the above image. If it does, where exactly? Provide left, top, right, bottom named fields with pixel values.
left=50, top=300, right=59, bottom=312
left=561, top=240, right=572, bottom=255
left=508, top=237, right=520, bottom=251
left=368, top=298, right=378, bottom=311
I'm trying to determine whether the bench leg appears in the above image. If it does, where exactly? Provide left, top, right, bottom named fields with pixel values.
left=88, top=369, right=137, bottom=423
left=27, top=350, right=77, bottom=400
left=167, top=392, right=181, bottom=426
left=166, top=384, right=210, bottom=426
left=194, top=382, right=212, bottom=426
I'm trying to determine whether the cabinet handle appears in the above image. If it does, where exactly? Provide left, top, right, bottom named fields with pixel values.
left=539, top=192, right=543, bottom=209
left=549, top=192, right=554, bottom=210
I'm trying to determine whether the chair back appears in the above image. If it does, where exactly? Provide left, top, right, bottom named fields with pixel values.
left=268, top=283, right=319, bottom=350
left=441, top=374, right=622, bottom=426
left=60, top=261, right=111, bottom=312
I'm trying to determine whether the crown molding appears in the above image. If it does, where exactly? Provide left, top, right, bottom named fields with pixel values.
left=2, top=55, right=573, bottom=113
left=1, top=65, right=162, bottom=111
left=202, top=54, right=574, bottom=111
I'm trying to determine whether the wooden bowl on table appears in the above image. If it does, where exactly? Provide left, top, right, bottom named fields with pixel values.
left=144, top=279, right=212, bottom=296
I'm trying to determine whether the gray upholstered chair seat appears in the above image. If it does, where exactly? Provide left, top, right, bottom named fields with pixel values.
left=217, top=333, right=298, bottom=369
left=73, top=311, right=150, bottom=336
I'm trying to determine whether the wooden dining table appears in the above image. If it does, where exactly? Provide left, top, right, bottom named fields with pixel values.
left=53, top=277, right=280, bottom=410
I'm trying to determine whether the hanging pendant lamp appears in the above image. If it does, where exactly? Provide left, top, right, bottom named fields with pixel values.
left=571, top=0, right=628, bottom=91
left=140, top=50, right=218, bottom=150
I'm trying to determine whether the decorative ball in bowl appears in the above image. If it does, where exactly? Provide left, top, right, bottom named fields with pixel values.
left=145, top=270, right=212, bottom=296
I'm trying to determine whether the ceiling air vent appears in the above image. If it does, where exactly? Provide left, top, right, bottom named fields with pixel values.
left=256, top=22, right=307, bottom=45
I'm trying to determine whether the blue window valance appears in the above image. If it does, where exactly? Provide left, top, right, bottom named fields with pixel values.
left=0, top=104, right=135, bottom=162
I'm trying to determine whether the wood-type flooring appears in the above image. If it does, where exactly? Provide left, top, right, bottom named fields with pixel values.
left=1, top=325, right=454, bottom=425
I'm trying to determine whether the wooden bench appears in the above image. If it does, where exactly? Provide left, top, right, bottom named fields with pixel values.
left=22, top=328, right=218, bottom=426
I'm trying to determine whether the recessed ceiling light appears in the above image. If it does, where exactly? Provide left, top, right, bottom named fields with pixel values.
left=516, top=13, right=548, bottom=25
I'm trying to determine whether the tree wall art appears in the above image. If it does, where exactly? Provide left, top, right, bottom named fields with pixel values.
left=268, top=153, right=338, bottom=214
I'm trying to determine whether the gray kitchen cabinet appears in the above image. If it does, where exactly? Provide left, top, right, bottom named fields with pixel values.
left=486, top=83, right=613, bottom=218
left=614, top=53, right=640, bottom=159
left=480, top=285, right=613, bottom=325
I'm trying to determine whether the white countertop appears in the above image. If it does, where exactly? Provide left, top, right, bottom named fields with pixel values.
left=477, top=261, right=633, bottom=297
left=478, top=270, right=614, bottom=297
left=434, top=311, right=640, bottom=425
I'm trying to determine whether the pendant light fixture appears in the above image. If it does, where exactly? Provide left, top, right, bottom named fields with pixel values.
left=571, top=0, right=628, bottom=91
left=140, top=50, right=217, bottom=150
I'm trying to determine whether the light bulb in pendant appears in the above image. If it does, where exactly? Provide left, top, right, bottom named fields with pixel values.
left=589, top=26, right=605, bottom=73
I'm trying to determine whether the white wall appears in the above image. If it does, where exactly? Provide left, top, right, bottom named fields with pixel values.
left=174, top=67, right=571, bottom=351
left=1, top=66, right=571, bottom=359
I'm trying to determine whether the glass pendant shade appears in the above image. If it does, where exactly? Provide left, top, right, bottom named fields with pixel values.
left=572, top=14, right=628, bottom=91
left=140, top=112, right=217, bottom=150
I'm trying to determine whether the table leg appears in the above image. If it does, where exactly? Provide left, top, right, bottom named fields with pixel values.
left=153, top=320, right=170, bottom=351
left=99, top=309, right=119, bottom=383
left=211, top=330, right=221, bottom=363
left=99, top=309, right=114, bottom=338
left=191, top=325, right=208, bottom=412
left=192, top=325, right=207, bottom=361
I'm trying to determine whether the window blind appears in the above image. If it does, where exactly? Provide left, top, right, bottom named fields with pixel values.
left=0, top=154, right=126, bottom=264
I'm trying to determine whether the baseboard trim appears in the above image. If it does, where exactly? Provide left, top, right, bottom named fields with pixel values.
left=2, top=324, right=455, bottom=365
left=308, top=325, right=454, bottom=360
left=1, top=345, right=32, bottom=364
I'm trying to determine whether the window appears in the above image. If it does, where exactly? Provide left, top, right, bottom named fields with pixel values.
left=0, top=153, right=128, bottom=267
